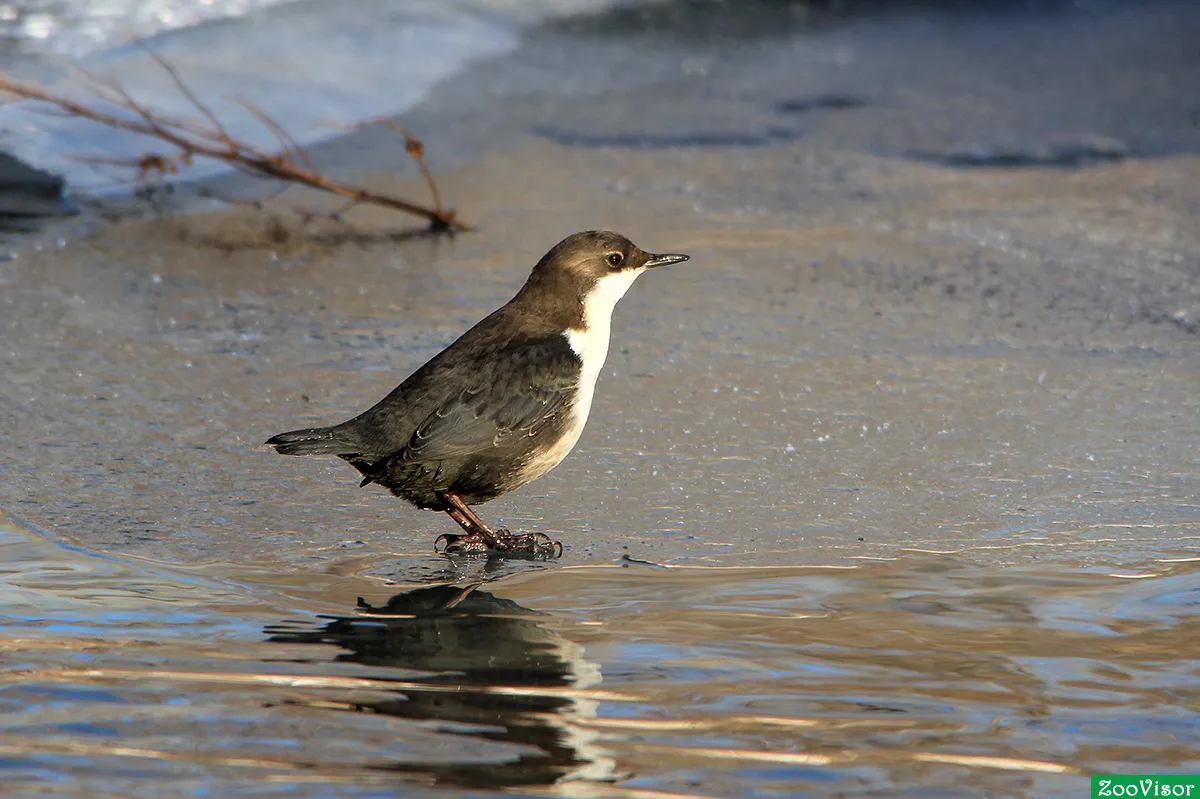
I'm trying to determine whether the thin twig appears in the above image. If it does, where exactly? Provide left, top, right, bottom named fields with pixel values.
left=234, top=94, right=317, bottom=173
left=0, top=56, right=467, bottom=232
left=363, top=118, right=443, bottom=216
left=141, top=45, right=234, bottom=145
left=319, top=115, right=445, bottom=224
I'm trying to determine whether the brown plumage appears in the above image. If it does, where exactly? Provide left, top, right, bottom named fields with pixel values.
left=266, top=230, right=689, bottom=556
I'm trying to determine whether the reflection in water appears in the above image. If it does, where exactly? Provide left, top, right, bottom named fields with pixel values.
left=266, top=585, right=615, bottom=788
left=2, top=515, right=1198, bottom=798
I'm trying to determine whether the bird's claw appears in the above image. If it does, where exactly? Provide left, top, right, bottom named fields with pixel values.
left=435, top=532, right=490, bottom=555
left=435, top=530, right=563, bottom=559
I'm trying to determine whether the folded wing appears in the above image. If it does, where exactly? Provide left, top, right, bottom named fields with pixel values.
left=401, top=336, right=580, bottom=463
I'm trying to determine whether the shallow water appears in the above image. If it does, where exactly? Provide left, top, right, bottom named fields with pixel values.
left=2, top=514, right=1197, bottom=797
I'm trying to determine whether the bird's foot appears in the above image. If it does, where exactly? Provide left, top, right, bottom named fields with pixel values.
left=435, top=529, right=563, bottom=559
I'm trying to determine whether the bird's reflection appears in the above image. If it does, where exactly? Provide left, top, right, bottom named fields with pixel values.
left=265, top=584, right=614, bottom=788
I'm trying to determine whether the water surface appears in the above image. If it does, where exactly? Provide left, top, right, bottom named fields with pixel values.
left=3, top=515, right=1197, bottom=797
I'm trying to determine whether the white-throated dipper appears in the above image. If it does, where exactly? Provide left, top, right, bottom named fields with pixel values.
left=266, top=231, right=689, bottom=557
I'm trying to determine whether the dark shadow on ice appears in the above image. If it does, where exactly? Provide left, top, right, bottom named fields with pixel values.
left=533, top=125, right=803, bottom=149
left=775, top=95, right=868, bottom=114
left=907, top=134, right=1136, bottom=168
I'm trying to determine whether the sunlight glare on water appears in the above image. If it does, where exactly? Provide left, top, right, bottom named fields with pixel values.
left=2, top=516, right=1196, bottom=798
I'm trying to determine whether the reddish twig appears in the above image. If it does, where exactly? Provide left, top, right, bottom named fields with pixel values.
left=234, top=95, right=316, bottom=174
left=318, top=116, right=444, bottom=223
left=366, top=119, right=443, bottom=217
left=140, top=46, right=233, bottom=145
left=0, top=57, right=467, bottom=232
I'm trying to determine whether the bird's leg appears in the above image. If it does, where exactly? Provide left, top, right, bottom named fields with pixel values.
left=437, top=503, right=492, bottom=555
left=434, top=491, right=562, bottom=558
left=444, top=505, right=481, bottom=535
left=448, top=499, right=504, bottom=544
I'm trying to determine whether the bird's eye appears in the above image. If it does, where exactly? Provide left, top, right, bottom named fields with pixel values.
left=606, top=252, right=624, bottom=267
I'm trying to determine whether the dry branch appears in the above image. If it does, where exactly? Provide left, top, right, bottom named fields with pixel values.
left=0, top=54, right=467, bottom=232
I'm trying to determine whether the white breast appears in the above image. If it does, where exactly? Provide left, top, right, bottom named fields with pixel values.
left=521, top=268, right=647, bottom=481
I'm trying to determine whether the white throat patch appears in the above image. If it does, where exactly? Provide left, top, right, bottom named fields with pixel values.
left=519, top=268, right=647, bottom=484
left=565, top=267, right=646, bottom=391
left=563, top=267, right=646, bottom=427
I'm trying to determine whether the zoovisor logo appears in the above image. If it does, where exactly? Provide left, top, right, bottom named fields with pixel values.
left=1092, top=776, right=1199, bottom=798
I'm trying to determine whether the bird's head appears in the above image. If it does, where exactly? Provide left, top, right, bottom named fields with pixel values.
left=519, top=230, right=689, bottom=328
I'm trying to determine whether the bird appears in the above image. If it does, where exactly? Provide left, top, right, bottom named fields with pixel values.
left=265, top=230, right=689, bottom=557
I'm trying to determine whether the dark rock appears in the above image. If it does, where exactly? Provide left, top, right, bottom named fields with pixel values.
left=913, top=133, right=1130, bottom=168
left=0, top=151, right=74, bottom=230
left=775, top=94, right=867, bottom=114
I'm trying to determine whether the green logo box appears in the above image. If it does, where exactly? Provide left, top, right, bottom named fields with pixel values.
left=1092, top=776, right=1199, bottom=798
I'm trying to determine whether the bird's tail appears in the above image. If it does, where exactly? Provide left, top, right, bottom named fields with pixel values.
left=265, top=426, right=360, bottom=456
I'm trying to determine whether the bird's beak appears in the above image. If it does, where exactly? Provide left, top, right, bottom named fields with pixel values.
left=644, top=252, right=690, bottom=268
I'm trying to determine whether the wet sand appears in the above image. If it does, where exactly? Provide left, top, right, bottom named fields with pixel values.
left=2, top=0, right=1198, bottom=579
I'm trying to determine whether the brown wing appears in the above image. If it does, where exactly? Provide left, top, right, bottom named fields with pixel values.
left=400, top=336, right=580, bottom=463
